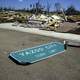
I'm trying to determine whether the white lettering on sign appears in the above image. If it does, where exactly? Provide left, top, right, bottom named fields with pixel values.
left=45, top=44, right=57, bottom=49
left=25, top=52, right=29, bottom=55
left=35, top=53, right=46, bottom=58
left=19, top=52, right=25, bottom=56
left=18, top=43, right=57, bottom=56
left=29, top=48, right=44, bottom=54
left=51, top=49, right=56, bottom=53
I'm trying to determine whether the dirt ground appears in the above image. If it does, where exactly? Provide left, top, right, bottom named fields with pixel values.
left=0, top=23, right=80, bottom=80
left=57, top=22, right=80, bottom=32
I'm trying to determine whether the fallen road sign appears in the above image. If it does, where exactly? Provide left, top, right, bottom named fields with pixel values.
left=9, top=42, right=65, bottom=64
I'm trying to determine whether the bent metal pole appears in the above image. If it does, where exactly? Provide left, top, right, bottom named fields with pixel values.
left=0, top=25, right=80, bottom=43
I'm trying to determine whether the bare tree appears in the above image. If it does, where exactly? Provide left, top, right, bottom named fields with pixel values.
left=46, top=0, right=51, bottom=14
left=55, top=2, right=67, bottom=21
left=55, top=3, right=61, bottom=13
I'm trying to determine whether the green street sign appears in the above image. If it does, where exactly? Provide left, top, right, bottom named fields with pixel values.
left=9, top=42, right=65, bottom=64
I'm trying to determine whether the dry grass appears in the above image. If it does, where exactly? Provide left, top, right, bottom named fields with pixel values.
left=0, top=12, right=31, bottom=23
left=68, top=15, right=80, bottom=21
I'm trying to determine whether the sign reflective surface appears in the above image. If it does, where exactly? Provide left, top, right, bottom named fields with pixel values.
left=9, top=42, right=65, bottom=64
